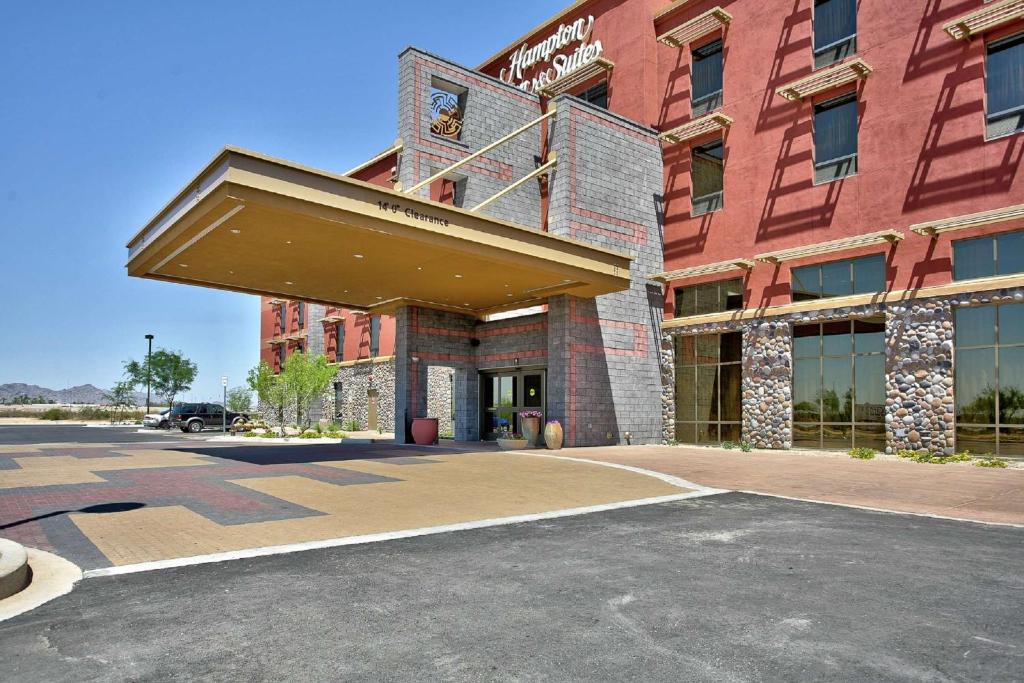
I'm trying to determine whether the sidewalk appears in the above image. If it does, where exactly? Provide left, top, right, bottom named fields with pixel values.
left=557, top=445, right=1024, bottom=525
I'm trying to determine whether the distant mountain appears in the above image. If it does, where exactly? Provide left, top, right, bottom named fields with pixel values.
left=0, top=383, right=149, bottom=405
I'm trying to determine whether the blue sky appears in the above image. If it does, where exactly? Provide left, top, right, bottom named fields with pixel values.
left=0, top=0, right=565, bottom=402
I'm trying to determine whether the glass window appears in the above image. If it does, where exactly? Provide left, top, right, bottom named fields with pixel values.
left=335, top=322, right=345, bottom=363
left=430, top=79, right=466, bottom=140
left=953, top=230, right=1024, bottom=281
left=955, top=303, right=1024, bottom=457
left=986, top=33, right=1024, bottom=139
left=278, top=304, right=286, bottom=335
left=369, top=315, right=381, bottom=357
left=790, top=254, right=884, bottom=302
left=277, top=344, right=286, bottom=371
left=296, top=302, right=305, bottom=329
left=691, top=139, right=724, bottom=216
left=579, top=81, right=608, bottom=109
left=814, top=0, right=856, bottom=67
left=814, top=92, right=858, bottom=182
left=692, top=39, right=723, bottom=112
left=674, top=278, right=743, bottom=318
left=674, top=332, right=742, bottom=444
left=815, top=92, right=858, bottom=162
left=792, top=316, right=886, bottom=450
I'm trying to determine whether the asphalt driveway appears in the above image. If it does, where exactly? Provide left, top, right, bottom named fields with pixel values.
left=2, top=494, right=1021, bottom=681
left=0, top=425, right=186, bottom=446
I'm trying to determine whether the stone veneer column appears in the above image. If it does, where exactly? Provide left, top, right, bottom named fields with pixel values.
left=885, top=301, right=955, bottom=455
left=659, top=332, right=675, bottom=443
left=742, top=321, right=793, bottom=449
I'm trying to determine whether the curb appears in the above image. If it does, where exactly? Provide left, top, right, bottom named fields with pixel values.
left=0, top=547, right=82, bottom=623
left=0, top=539, right=30, bottom=600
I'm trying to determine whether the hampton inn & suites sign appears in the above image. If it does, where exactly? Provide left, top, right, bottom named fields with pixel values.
left=499, top=15, right=605, bottom=93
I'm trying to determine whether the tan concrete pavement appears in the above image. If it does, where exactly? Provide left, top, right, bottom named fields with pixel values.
left=557, top=445, right=1024, bottom=525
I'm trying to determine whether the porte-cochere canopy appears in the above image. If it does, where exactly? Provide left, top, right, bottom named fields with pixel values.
left=126, top=147, right=632, bottom=317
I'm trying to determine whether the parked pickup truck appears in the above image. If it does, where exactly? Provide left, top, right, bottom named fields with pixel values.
left=169, top=403, right=248, bottom=433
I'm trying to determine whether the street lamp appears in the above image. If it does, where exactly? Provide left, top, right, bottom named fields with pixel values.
left=144, top=334, right=154, bottom=414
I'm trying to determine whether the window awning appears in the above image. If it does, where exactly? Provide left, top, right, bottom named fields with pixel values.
left=126, top=147, right=632, bottom=318
left=648, top=258, right=753, bottom=283
left=944, top=0, right=1024, bottom=41
left=539, top=57, right=615, bottom=97
left=656, top=7, right=733, bottom=48
left=319, top=315, right=346, bottom=324
left=754, top=229, right=903, bottom=264
left=775, top=58, right=873, bottom=101
left=911, top=203, right=1024, bottom=236
left=659, top=112, right=733, bottom=145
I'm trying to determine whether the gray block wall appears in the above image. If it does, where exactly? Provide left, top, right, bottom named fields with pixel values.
left=397, top=48, right=543, bottom=226
left=545, top=96, right=666, bottom=446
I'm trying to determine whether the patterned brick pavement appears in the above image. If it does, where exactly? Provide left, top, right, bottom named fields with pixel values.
left=0, top=441, right=682, bottom=569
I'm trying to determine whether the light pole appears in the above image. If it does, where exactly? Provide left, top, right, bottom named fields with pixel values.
left=144, top=334, right=155, bottom=414
left=221, top=376, right=228, bottom=433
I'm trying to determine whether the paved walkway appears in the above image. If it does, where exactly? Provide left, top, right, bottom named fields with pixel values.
left=557, top=446, right=1024, bottom=525
left=0, top=440, right=683, bottom=570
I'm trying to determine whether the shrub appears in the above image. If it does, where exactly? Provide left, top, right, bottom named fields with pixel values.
left=899, top=449, right=972, bottom=465
left=739, top=441, right=752, bottom=452
left=342, top=419, right=361, bottom=432
left=721, top=441, right=737, bottom=450
left=242, top=431, right=258, bottom=438
left=975, top=456, right=1008, bottom=468
left=298, top=431, right=321, bottom=439
left=39, top=407, right=72, bottom=421
left=849, top=447, right=876, bottom=460
left=259, top=430, right=280, bottom=439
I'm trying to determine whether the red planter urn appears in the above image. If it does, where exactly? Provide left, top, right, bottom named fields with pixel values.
left=411, top=417, right=439, bottom=445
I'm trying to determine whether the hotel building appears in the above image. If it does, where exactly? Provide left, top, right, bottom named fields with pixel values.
left=129, top=0, right=1024, bottom=456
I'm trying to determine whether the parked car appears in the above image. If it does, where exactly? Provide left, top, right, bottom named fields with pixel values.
left=170, top=403, right=248, bottom=433
left=142, top=408, right=171, bottom=429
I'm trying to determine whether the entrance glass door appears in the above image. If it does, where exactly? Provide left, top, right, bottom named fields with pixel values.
left=482, top=370, right=545, bottom=440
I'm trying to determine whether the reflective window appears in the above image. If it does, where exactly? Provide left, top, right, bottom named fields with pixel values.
left=814, top=0, right=856, bottom=67
left=692, top=39, right=723, bottom=114
left=691, top=139, right=724, bottom=216
left=278, top=304, right=286, bottom=335
left=791, top=254, right=885, bottom=301
left=953, top=230, right=1024, bottom=281
left=675, top=278, right=743, bottom=317
left=955, top=303, right=1024, bottom=457
left=986, top=33, right=1024, bottom=139
left=579, top=81, right=608, bottom=109
left=793, top=316, right=886, bottom=450
left=369, top=315, right=381, bottom=357
left=674, top=332, right=743, bottom=444
left=296, top=302, right=305, bottom=329
left=335, top=322, right=345, bottom=363
left=813, top=92, right=858, bottom=182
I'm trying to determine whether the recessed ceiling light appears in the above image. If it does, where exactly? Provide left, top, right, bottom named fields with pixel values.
left=417, top=267, right=422, bottom=271
left=286, top=240, right=292, bottom=245
left=228, top=270, right=234, bottom=275
left=507, top=293, right=513, bottom=297
left=285, top=281, right=293, bottom=285
left=454, top=274, right=463, bottom=278
left=230, top=229, right=241, bottom=234
left=504, top=284, right=510, bottom=288
left=343, top=289, right=349, bottom=293
left=376, top=296, right=383, bottom=300
left=178, top=263, right=188, bottom=268
left=353, top=254, right=364, bottom=259
left=463, top=302, right=470, bottom=306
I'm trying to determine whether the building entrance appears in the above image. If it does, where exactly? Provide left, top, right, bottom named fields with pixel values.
left=481, top=369, right=545, bottom=440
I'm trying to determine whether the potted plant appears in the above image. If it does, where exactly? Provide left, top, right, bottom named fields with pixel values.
left=544, top=419, right=564, bottom=450
left=520, top=410, right=543, bottom=448
left=496, top=428, right=529, bottom=451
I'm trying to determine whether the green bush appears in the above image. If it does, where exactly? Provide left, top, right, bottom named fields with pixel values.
left=342, top=419, right=361, bottom=432
left=721, top=441, right=737, bottom=450
left=259, top=430, right=280, bottom=439
left=849, top=447, right=877, bottom=460
left=975, top=456, right=1009, bottom=468
left=39, top=407, right=72, bottom=421
left=898, top=449, right=972, bottom=465
left=739, top=441, right=752, bottom=453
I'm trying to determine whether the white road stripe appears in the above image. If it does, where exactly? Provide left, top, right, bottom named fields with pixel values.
left=83, top=489, right=724, bottom=578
